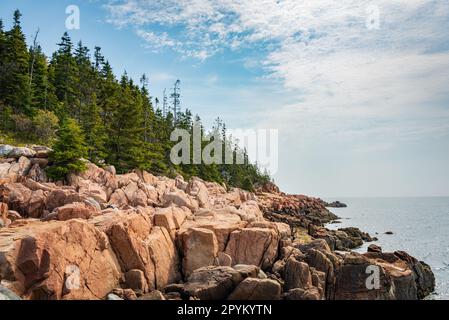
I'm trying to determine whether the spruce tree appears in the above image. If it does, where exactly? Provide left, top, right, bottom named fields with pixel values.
left=29, top=45, right=49, bottom=110
left=80, top=93, right=106, bottom=163
left=0, top=10, right=31, bottom=114
left=0, top=19, right=5, bottom=67
left=47, top=117, right=88, bottom=181
left=50, top=32, right=79, bottom=119
left=106, top=73, right=148, bottom=172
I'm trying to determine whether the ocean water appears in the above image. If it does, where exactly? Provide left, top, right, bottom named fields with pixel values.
left=325, top=197, right=449, bottom=300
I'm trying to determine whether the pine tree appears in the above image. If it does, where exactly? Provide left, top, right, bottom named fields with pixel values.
left=106, top=73, right=148, bottom=172
left=93, top=46, right=104, bottom=71
left=29, top=45, right=49, bottom=110
left=50, top=32, right=79, bottom=119
left=80, top=93, right=106, bottom=163
left=98, top=61, right=118, bottom=126
left=0, top=19, right=9, bottom=128
left=0, top=10, right=31, bottom=114
left=47, top=118, right=88, bottom=181
left=0, top=19, right=5, bottom=67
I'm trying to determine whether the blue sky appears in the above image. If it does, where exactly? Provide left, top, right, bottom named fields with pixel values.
left=1, top=0, right=449, bottom=197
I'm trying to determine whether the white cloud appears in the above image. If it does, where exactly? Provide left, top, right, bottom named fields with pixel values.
left=136, top=30, right=179, bottom=51
left=104, top=0, right=449, bottom=138
left=104, top=0, right=449, bottom=195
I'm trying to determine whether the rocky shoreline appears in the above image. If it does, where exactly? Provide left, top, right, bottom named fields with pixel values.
left=0, top=144, right=435, bottom=300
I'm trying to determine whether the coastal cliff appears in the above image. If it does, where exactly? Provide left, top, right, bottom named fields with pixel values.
left=0, top=144, right=435, bottom=300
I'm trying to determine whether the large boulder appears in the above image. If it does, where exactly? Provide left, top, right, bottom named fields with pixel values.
left=122, top=181, right=146, bottom=206
left=227, top=278, right=281, bottom=300
left=162, top=190, right=199, bottom=212
left=98, top=212, right=154, bottom=288
left=27, top=190, right=47, bottom=218
left=225, top=227, right=279, bottom=270
left=284, top=257, right=313, bottom=291
left=76, top=180, right=108, bottom=205
left=73, top=163, right=118, bottom=194
left=30, top=145, right=52, bottom=158
left=125, top=269, right=148, bottom=294
left=180, top=227, right=218, bottom=277
left=363, top=251, right=435, bottom=300
left=1, top=157, right=31, bottom=182
left=183, top=207, right=246, bottom=252
left=0, top=219, right=121, bottom=299
left=333, top=253, right=395, bottom=300
left=49, top=202, right=100, bottom=221
left=186, top=177, right=210, bottom=208
left=0, top=163, right=11, bottom=179
left=45, top=188, right=83, bottom=212
left=238, top=201, right=264, bottom=222
left=171, top=265, right=259, bottom=300
left=154, top=206, right=190, bottom=239
left=7, top=147, right=36, bottom=158
left=27, top=164, right=48, bottom=183
left=0, top=145, right=14, bottom=157
left=96, top=211, right=180, bottom=290
left=108, top=189, right=128, bottom=208
left=147, top=226, right=181, bottom=289
left=283, top=287, right=322, bottom=300
left=0, top=183, right=33, bottom=216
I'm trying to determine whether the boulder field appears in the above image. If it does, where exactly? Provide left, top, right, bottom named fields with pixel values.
left=0, top=144, right=435, bottom=300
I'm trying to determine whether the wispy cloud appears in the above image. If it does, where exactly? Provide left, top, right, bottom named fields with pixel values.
left=104, top=0, right=449, bottom=143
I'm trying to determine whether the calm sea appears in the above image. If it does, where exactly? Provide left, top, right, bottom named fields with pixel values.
left=325, top=197, right=449, bottom=300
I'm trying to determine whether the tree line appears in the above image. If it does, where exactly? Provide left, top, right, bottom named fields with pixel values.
left=0, top=10, right=271, bottom=190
